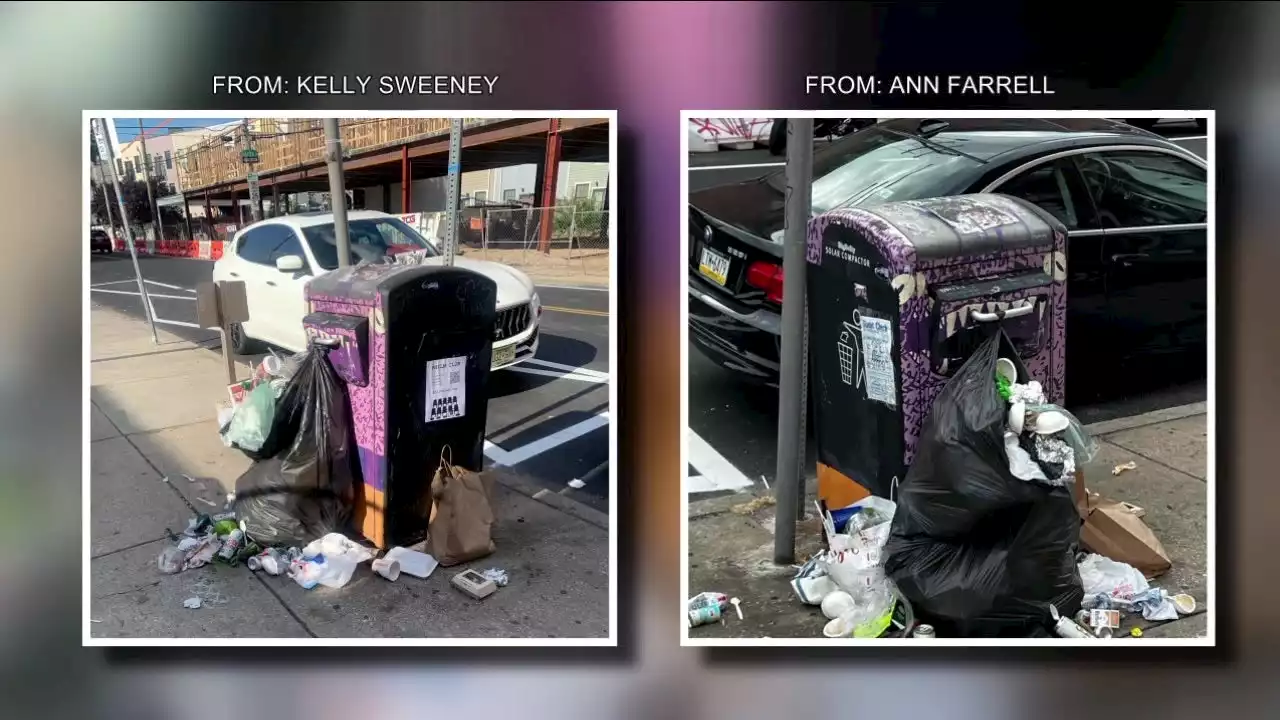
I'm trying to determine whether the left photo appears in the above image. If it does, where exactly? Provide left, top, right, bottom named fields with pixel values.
left=84, top=113, right=616, bottom=644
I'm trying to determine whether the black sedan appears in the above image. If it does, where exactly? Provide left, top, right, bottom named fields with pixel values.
left=90, top=228, right=113, bottom=254
left=688, top=117, right=1208, bottom=405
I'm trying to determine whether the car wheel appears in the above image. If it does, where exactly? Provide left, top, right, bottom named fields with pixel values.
left=768, top=119, right=788, bottom=156
left=227, top=322, right=256, bottom=355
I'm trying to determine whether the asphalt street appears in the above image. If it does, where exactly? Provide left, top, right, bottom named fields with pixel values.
left=686, top=119, right=1209, bottom=499
left=89, top=255, right=611, bottom=513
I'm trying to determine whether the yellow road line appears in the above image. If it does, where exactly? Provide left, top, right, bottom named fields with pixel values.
left=544, top=305, right=609, bottom=317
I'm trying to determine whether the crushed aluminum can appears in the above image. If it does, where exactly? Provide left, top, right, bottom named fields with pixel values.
left=688, top=604, right=722, bottom=628
left=912, top=624, right=937, bottom=638
left=247, top=548, right=287, bottom=576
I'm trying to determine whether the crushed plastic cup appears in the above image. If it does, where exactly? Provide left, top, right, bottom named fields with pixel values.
left=371, top=557, right=401, bottom=582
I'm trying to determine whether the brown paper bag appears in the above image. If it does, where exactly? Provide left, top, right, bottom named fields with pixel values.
left=1080, top=493, right=1172, bottom=580
left=427, top=449, right=496, bottom=566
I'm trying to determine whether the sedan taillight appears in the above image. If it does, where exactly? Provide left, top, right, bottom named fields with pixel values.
left=746, top=261, right=784, bottom=304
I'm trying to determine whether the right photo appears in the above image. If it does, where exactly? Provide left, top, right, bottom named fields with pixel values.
left=682, top=113, right=1212, bottom=643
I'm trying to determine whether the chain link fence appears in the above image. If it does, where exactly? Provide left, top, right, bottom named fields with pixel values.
left=401, top=204, right=610, bottom=287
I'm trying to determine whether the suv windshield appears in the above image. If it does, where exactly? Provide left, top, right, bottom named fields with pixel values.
left=767, top=126, right=984, bottom=213
left=302, top=217, right=438, bottom=270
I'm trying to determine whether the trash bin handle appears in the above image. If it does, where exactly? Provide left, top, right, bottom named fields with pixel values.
left=310, top=336, right=341, bottom=348
left=971, top=304, right=1034, bottom=323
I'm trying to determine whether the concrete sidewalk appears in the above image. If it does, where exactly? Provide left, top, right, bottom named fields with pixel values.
left=89, top=305, right=609, bottom=639
left=687, top=404, right=1209, bottom=640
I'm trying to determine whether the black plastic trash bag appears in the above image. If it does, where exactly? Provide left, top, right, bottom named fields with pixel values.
left=883, top=329, right=1083, bottom=637
left=233, top=345, right=357, bottom=547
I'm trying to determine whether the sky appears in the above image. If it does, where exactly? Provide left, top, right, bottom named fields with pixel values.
left=113, top=118, right=239, bottom=142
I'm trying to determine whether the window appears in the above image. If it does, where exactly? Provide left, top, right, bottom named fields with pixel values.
left=474, top=191, right=488, bottom=204
left=235, top=226, right=284, bottom=265
left=502, top=189, right=517, bottom=202
left=165, top=151, right=173, bottom=170
left=302, top=217, right=438, bottom=270
left=268, top=230, right=306, bottom=266
left=572, top=182, right=591, bottom=199
left=124, top=160, right=135, bottom=180
left=591, top=187, right=606, bottom=207
left=1075, top=150, right=1207, bottom=228
left=154, top=154, right=163, bottom=174
left=995, top=160, right=1081, bottom=229
left=116, top=159, right=124, bottom=177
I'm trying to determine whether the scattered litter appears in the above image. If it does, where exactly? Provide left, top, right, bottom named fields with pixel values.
left=213, top=519, right=239, bottom=536
left=480, top=568, right=509, bottom=587
left=1049, top=604, right=1094, bottom=639
left=689, top=592, right=729, bottom=612
left=790, top=556, right=836, bottom=605
left=195, top=497, right=219, bottom=508
left=452, top=568, right=499, bottom=600
left=1173, top=593, right=1197, bottom=615
left=182, top=597, right=202, bottom=609
left=689, top=603, right=722, bottom=628
left=760, top=475, right=770, bottom=490
left=730, top=597, right=744, bottom=620
left=184, top=474, right=198, bottom=483
left=181, top=535, right=220, bottom=571
left=821, top=590, right=854, bottom=620
left=371, top=557, right=401, bottom=581
left=384, top=547, right=439, bottom=579
left=1112, top=461, right=1138, bottom=476
left=1079, top=553, right=1180, bottom=622
left=216, top=529, right=246, bottom=561
left=247, top=548, right=289, bottom=576
left=1130, top=627, right=1143, bottom=638
left=290, top=533, right=377, bottom=590
left=157, top=546, right=186, bottom=574
left=567, top=478, right=586, bottom=489
left=730, top=495, right=776, bottom=515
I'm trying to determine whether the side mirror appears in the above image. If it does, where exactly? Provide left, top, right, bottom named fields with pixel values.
left=276, top=254, right=305, bottom=272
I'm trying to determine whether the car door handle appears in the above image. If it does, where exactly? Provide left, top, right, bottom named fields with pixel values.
left=266, top=280, right=277, bottom=286
left=229, top=271, right=240, bottom=278
left=1110, top=252, right=1150, bottom=262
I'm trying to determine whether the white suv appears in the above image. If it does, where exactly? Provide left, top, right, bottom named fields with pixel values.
left=212, top=210, right=541, bottom=371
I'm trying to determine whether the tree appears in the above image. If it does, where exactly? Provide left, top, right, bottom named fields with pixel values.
left=90, top=176, right=172, bottom=226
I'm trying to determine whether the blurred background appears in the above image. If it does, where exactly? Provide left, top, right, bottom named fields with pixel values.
left=5, top=1, right=1278, bottom=718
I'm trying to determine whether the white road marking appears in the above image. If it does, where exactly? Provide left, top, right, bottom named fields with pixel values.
left=90, top=288, right=195, bottom=301
left=145, top=280, right=196, bottom=293
left=485, top=411, right=610, bottom=467
left=523, top=358, right=610, bottom=380
left=686, top=429, right=755, bottom=494
left=508, top=366, right=609, bottom=384
left=689, top=161, right=784, bottom=172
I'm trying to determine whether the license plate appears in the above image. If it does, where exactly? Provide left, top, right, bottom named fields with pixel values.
left=492, top=343, right=517, bottom=368
left=699, top=247, right=731, bottom=286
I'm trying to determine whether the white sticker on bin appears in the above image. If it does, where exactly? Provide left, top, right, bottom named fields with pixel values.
left=860, top=316, right=897, bottom=407
left=426, top=356, right=467, bottom=423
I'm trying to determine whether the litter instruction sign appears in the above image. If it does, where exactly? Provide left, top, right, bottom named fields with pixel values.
left=860, top=316, right=897, bottom=407
left=426, top=356, right=467, bottom=422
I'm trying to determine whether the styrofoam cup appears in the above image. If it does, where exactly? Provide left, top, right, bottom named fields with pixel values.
left=372, top=557, right=401, bottom=582
left=821, top=591, right=855, bottom=620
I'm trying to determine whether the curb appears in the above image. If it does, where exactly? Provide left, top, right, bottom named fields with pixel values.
left=1083, top=402, right=1207, bottom=436
left=491, top=471, right=610, bottom=530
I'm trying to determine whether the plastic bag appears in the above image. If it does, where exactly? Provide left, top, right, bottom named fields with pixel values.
left=223, top=382, right=277, bottom=453
left=233, top=345, right=357, bottom=548
left=1026, top=403, right=1099, bottom=464
left=819, top=496, right=897, bottom=636
left=1078, top=553, right=1149, bottom=600
left=884, top=329, right=1083, bottom=637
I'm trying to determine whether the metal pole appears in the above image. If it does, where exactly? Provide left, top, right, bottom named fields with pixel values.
left=773, top=118, right=813, bottom=565
left=243, top=119, right=262, bottom=223
left=94, top=118, right=158, bottom=343
left=323, top=118, right=350, bottom=268
left=443, top=118, right=463, bottom=267
left=137, top=119, right=160, bottom=246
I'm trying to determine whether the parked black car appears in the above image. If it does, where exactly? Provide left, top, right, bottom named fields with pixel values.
left=90, top=228, right=113, bottom=254
left=689, top=118, right=1208, bottom=405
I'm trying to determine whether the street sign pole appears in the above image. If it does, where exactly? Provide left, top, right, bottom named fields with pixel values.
left=443, top=119, right=463, bottom=267
left=138, top=119, right=161, bottom=245
left=322, top=118, right=351, bottom=268
left=773, top=118, right=814, bottom=565
left=243, top=119, right=262, bottom=223
left=93, top=118, right=158, bottom=344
